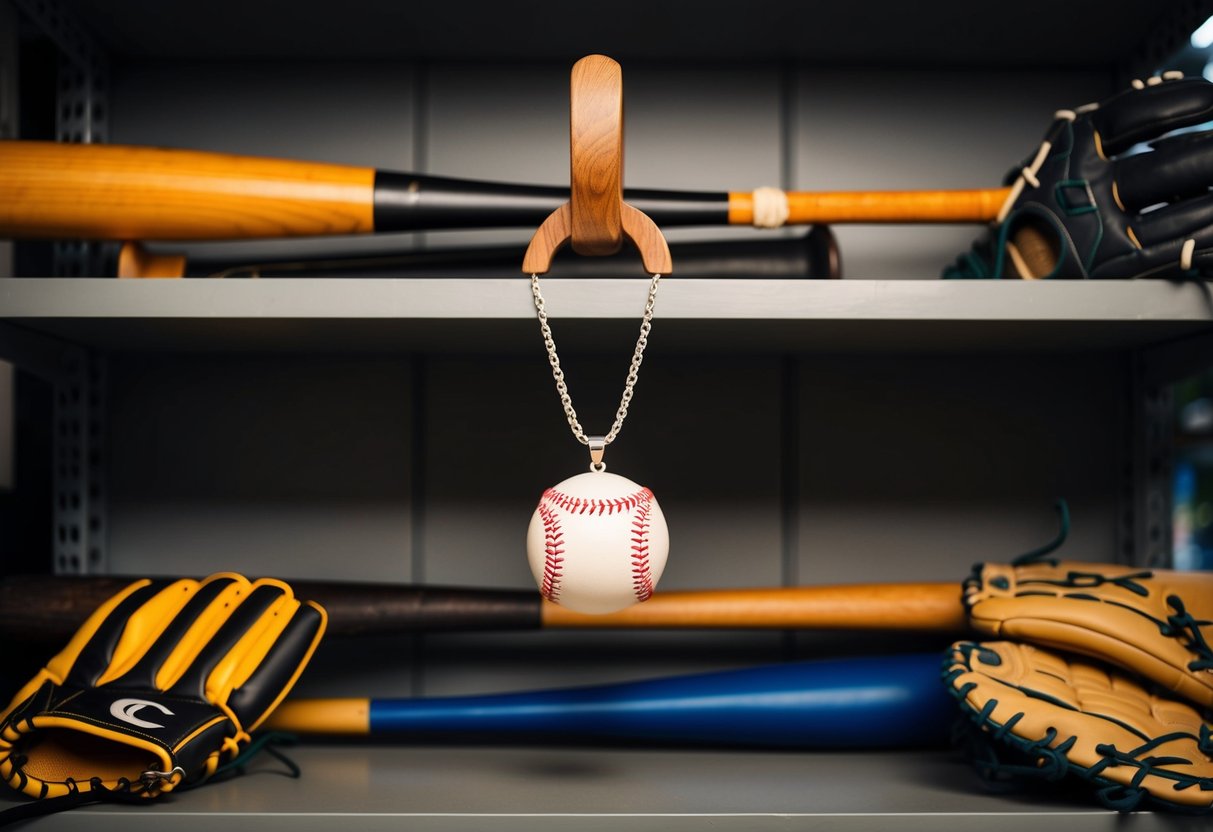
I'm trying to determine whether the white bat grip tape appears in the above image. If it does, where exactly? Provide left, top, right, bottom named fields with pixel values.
left=751, top=187, right=789, bottom=228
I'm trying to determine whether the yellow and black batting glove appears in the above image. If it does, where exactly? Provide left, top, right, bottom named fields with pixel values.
left=0, top=573, right=325, bottom=811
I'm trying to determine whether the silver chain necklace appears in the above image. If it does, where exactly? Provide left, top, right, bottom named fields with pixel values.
left=524, top=271, right=671, bottom=615
left=529, top=272, right=661, bottom=471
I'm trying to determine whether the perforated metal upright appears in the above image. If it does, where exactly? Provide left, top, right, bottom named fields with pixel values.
left=6, top=0, right=109, bottom=573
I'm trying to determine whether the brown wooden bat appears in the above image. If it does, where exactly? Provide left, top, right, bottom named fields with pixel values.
left=0, top=574, right=965, bottom=643
left=0, top=140, right=1010, bottom=245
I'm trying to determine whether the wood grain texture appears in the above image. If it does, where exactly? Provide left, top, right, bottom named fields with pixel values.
left=569, top=55, right=623, bottom=257
left=543, top=582, right=965, bottom=630
left=523, top=55, right=673, bottom=275
left=728, top=188, right=1011, bottom=225
left=621, top=201, right=674, bottom=274
left=0, top=140, right=375, bottom=240
left=521, top=203, right=572, bottom=274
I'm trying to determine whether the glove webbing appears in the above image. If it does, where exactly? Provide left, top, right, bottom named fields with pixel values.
left=944, top=643, right=1213, bottom=814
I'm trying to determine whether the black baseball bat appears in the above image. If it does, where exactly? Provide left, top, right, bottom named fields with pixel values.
left=176, top=227, right=840, bottom=279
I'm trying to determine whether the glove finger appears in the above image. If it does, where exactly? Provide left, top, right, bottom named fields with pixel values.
left=1128, top=191, right=1213, bottom=249
left=1090, top=77, right=1213, bottom=157
left=226, top=598, right=326, bottom=731
left=164, top=581, right=291, bottom=707
left=100, top=575, right=242, bottom=691
left=56, top=579, right=191, bottom=689
left=1115, top=131, right=1213, bottom=210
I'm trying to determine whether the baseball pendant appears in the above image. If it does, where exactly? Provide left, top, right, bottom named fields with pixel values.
left=527, top=470, right=670, bottom=614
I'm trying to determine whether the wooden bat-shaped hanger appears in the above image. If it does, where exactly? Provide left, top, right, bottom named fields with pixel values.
left=522, top=55, right=672, bottom=276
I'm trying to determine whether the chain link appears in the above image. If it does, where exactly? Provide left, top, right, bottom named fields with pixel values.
left=530, top=273, right=661, bottom=447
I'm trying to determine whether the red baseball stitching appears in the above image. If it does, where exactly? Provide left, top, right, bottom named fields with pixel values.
left=540, top=487, right=657, bottom=603
left=537, top=502, right=564, bottom=602
left=542, top=487, right=651, bottom=516
left=631, top=492, right=654, bottom=601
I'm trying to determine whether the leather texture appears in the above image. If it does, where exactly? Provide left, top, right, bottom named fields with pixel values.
left=946, top=75, right=1213, bottom=279
left=0, top=574, right=326, bottom=801
left=963, top=559, right=1213, bottom=709
left=944, top=640, right=1213, bottom=812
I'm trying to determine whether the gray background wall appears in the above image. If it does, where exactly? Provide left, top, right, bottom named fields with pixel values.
left=109, top=63, right=1111, bottom=274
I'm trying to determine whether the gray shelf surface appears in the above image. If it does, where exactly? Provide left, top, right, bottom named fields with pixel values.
left=3, top=278, right=1213, bottom=355
left=1, top=746, right=1203, bottom=830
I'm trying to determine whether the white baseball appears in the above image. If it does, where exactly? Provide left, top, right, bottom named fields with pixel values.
left=526, top=471, right=669, bottom=614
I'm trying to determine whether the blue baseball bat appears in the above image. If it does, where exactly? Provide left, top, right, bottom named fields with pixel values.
left=266, top=652, right=952, bottom=748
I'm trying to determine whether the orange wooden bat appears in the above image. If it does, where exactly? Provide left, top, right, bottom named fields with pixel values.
left=0, top=140, right=1009, bottom=243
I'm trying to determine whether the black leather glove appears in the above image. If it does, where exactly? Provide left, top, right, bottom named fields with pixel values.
left=946, top=73, right=1213, bottom=279
left=0, top=573, right=325, bottom=803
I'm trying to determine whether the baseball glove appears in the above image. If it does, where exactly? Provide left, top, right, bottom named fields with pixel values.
left=943, top=640, right=1213, bottom=812
left=944, top=73, right=1213, bottom=279
left=0, top=573, right=325, bottom=810
left=963, top=556, right=1213, bottom=710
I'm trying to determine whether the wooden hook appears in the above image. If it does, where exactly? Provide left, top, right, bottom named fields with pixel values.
left=570, top=55, right=622, bottom=257
left=522, top=55, right=673, bottom=276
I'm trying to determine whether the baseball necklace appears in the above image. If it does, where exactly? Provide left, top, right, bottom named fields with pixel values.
left=524, top=272, right=670, bottom=615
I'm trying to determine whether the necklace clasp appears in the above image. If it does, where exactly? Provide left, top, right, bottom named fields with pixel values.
left=588, top=435, right=606, bottom=472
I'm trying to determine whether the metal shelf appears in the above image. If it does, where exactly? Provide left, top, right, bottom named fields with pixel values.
left=3, top=278, right=1213, bottom=355
left=2, top=746, right=1195, bottom=830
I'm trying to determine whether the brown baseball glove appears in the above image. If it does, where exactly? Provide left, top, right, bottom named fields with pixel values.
left=963, top=555, right=1213, bottom=710
left=944, top=640, right=1213, bottom=812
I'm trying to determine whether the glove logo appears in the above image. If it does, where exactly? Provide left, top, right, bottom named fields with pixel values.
left=109, top=697, right=173, bottom=729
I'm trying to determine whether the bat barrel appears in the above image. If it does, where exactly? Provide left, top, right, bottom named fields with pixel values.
left=0, top=575, right=544, bottom=642
left=0, top=141, right=729, bottom=240
left=298, top=581, right=542, bottom=637
left=0, top=141, right=378, bottom=240
left=187, top=227, right=840, bottom=279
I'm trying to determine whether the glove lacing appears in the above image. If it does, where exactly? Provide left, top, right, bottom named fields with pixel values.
left=944, top=641, right=1213, bottom=813
left=0, top=732, right=299, bottom=829
left=1163, top=595, right=1213, bottom=672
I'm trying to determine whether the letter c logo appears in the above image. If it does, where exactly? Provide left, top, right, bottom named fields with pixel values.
left=109, top=698, right=174, bottom=730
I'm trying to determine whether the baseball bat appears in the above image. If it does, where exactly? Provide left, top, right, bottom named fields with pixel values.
left=266, top=652, right=953, bottom=748
left=177, top=227, right=840, bottom=279
left=0, top=575, right=967, bottom=643
left=0, top=140, right=1010, bottom=241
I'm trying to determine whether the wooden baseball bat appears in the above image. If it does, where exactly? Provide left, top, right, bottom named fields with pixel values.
left=0, top=140, right=1010, bottom=241
left=0, top=574, right=966, bottom=643
left=266, top=652, right=953, bottom=747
